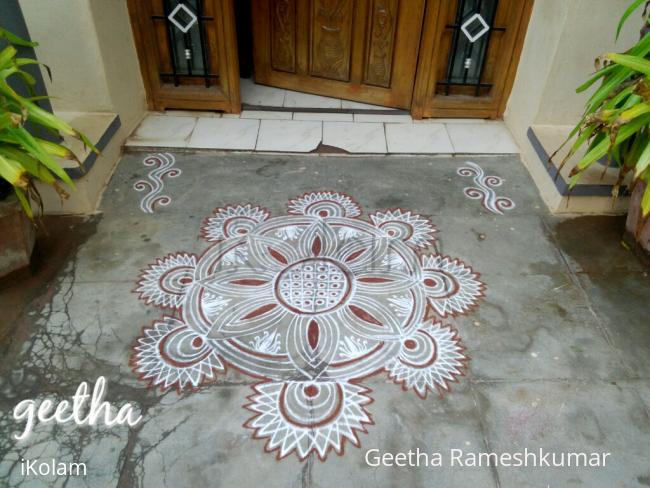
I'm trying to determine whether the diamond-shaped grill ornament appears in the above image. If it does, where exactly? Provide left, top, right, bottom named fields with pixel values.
left=167, top=3, right=198, bottom=34
left=460, top=13, right=490, bottom=43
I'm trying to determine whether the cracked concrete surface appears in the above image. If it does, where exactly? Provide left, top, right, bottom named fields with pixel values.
left=1, top=152, right=649, bottom=487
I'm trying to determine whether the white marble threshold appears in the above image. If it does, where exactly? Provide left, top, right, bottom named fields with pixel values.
left=126, top=112, right=520, bottom=155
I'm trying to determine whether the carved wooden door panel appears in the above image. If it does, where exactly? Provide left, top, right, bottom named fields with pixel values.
left=251, top=0, right=425, bottom=109
left=128, top=0, right=241, bottom=112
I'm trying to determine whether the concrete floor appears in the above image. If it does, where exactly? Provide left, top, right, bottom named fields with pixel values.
left=1, top=152, right=649, bottom=487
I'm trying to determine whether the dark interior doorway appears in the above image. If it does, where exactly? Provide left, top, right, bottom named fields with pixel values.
left=234, top=0, right=253, bottom=78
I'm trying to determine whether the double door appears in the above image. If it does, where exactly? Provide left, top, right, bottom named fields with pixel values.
left=128, top=0, right=532, bottom=118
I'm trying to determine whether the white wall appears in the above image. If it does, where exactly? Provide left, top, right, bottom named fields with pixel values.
left=18, top=0, right=114, bottom=113
left=87, top=0, right=147, bottom=130
left=535, top=0, right=640, bottom=125
left=507, top=0, right=641, bottom=130
left=18, top=0, right=147, bottom=213
left=504, top=0, right=642, bottom=213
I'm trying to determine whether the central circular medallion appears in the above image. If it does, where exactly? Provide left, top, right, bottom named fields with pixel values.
left=275, top=258, right=351, bottom=314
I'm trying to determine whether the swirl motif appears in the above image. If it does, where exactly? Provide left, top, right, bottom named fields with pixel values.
left=457, top=162, right=515, bottom=215
left=133, top=153, right=182, bottom=213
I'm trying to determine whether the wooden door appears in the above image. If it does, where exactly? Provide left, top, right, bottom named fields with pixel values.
left=412, top=0, right=533, bottom=119
left=127, top=0, right=241, bottom=112
left=251, top=0, right=426, bottom=109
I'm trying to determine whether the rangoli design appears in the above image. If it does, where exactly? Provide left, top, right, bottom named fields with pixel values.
left=133, top=153, right=181, bottom=213
left=131, top=191, right=485, bottom=461
left=457, top=161, right=515, bottom=215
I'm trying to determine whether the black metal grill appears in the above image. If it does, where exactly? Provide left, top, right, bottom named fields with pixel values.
left=437, top=0, right=503, bottom=97
left=153, top=0, right=214, bottom=87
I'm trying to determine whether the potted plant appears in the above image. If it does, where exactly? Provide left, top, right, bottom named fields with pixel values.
left=0, top=27, right=97, bottom=277
left=555, top=0, right=650, bottom=254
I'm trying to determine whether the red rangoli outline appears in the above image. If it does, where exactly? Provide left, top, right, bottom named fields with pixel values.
left=130, top=191, right=485, bottom=461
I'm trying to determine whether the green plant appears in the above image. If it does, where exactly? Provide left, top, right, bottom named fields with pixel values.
left=555, top=0, right=650, bottom=216
left=0, top=27, right=97, bottom=218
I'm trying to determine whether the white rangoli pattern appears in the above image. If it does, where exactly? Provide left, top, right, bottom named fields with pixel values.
left=131, top=192, right=485, bottom=461
left=457, top=161, right=516, bottom=215
left=133, top=153, right=182, bottom=213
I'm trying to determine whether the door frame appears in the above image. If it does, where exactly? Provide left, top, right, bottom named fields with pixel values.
left=127, top=0, right=241, bottom=112
left=411, top=0, right=534, bottom=119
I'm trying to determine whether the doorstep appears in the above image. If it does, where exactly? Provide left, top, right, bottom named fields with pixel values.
left=124, top=111, right=520, bottom=156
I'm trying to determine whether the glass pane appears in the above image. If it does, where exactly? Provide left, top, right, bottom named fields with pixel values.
left=164, top=0, right=208, bottom=77
left=442, top=0, right=498, bottom=93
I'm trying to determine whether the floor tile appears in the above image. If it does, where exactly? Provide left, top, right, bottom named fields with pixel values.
left=435, top=216, right=627, bottom=382
left=311, top=383, right=496, bottom=488
left=240, top=78, right=285, bottom=106
left=255, top=119, right=322, bottom=152
left=322, top=121, right=387, bottom=153
left=354, top=113, right=413, bottom=123
left=126, top=115, right=196, bottom=147
left=0, top=422, right=130, bottom=487
left=341, top=100, right=397, bottom=110
left=135, top=390, right=304, bottom=487
left=385, top=123, right=453, bottom=153
left=4, top=149, right=650, bottom=485
left=72, top=214, right=203, bottom=283
left=187, top=117, right=259, bottom=150
left=545, top=214, right=650, bottom=378
left=283, top=90, right=342, bottom=109
left=476, top=381, right=650, bottom=487
left=240, top=110, right=293, bottom=120
left=293, top=112, right=353, bottom=122
left=446, top=122, right=520, bottom=153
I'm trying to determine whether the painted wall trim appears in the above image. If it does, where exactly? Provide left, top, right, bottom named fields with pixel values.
left=65, top=115, right=121, bottom=180
left=527, top=127, right=628, bottom=197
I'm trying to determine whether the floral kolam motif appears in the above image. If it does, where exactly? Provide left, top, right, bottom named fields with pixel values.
left=131, top=191, right=485, bottom=461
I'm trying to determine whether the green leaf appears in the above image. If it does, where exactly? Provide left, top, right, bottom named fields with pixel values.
left=14, top=58, right=40, bottom=67
left=616, top=0, right=646, bottom=40
left=569, top=173, right=582, bottom=190
left=626, top=132, right=647, bottom=168
left=11, top=126, right=75, bottom=188
left=35, top=137, right=80, bottom=162
left=23, top=99, right=77, bottom=136
left=0, top=45, right=17, bottom=70
left=577, top=65, right=617, bottom=93
left=620, top=93, right=643, bottom=111
left=575, top=113, right=650, bottom=171
left=0, top=145, right=55, bottom=184
left=618, top=102, right=650, bottom=122
left=570, top=125, right=597, bottom=156
left=580, top=34, right=650, bottom=111
left=0, top=76, right=22, bottom=102
left=635, top=141, right=650, bottom=178
left=2, top=66, right=37, bottom=87
left=13, top=187, right=33, bottom=219
left=26, top=95, right=54, bottom=102
left=604, top=53, right=650, bottom=76
left=585, top=68, right=634, bottom=114
left=0, top=153, right=28, bottom=188
left=0, top=27, right=37, bottom=48
left=642, top=181, right=650, bottom=217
